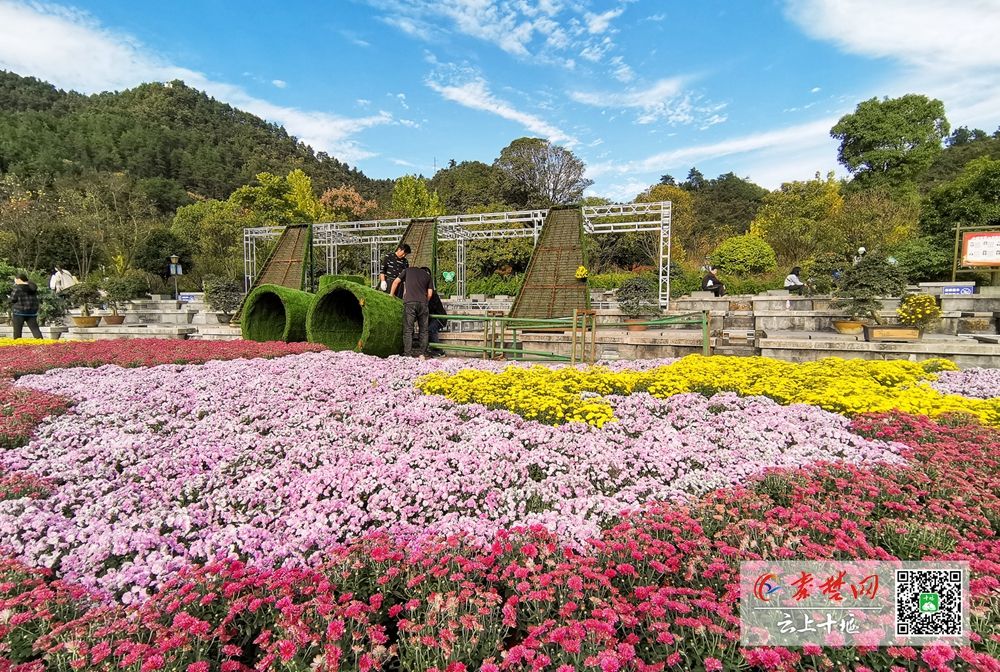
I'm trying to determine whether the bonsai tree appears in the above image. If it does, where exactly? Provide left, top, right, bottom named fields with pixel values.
left=203, top=275, right=244, bottom=318
left=102, top=272, right=147, bottom=317
left=832, top=254, right=906, bottom=323
left=64, top=281, right=103, bottom=317
left=617, top=275, right=658, bottom=318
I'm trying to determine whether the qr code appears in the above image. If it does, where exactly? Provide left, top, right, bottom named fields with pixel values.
left=896, top=569, right=964, bottom=637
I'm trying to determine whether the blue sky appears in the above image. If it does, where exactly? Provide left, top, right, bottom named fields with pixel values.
left=1, top=0, right=999, bottom=201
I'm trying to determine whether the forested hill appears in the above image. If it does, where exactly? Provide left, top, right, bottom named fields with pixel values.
left=0, top=71, right=391, bottom=205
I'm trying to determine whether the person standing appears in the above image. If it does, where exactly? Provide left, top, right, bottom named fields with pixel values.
left=391, top=265, right=433, bottom=358
left=427, top=287, right=447, bottom=355
left=784, top=266, right=806, bottom=295
left=380, top=244, right=410, bottom=298
left=10, top=272, right=43, bottom=339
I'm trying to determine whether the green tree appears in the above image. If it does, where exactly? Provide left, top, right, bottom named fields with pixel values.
left=923, top=156, right=1000, bottom=237
left=750, top=172, right=843, bottom=263
left=831, top=94, right=949, bottom=187
left=171, top=199, right=247, bottom=280
left=493, top=137, right=592, bottom=207
left=429, top=160, right=500, bottom=213
left=390, top=174, right=444, bottom=218
left=831, top=187, right=919, bottom=255
left=692, top=172, right=768, bottom=240
left=635, top=184, right=696, bottom=264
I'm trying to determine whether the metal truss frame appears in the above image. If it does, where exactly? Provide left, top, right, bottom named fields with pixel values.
left=243, top=203, right=671, bottom=305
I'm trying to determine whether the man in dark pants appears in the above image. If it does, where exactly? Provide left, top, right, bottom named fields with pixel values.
left=391, top=266, right=433, bottom=358
left=380, top=244, right=410, bottom=298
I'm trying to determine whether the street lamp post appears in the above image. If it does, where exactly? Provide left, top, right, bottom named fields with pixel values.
left=168, top=254, right=183, bottom=301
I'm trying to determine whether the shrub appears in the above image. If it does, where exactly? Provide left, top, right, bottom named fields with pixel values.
left=202, top=275, right=244, bottom=315
left=804, top=252, right=847, bottom=295
left=890, top=235, right=954, bottom=283
left=102, top=271, right=148, bottom=316
left=617, top=275, right=658, bottom=317
left=710, top=234, right=777, bottom=276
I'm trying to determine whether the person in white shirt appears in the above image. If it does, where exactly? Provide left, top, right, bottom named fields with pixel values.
left=784, top=266, right=806, bottom=295
left=49, top=267, right=78, bottom=293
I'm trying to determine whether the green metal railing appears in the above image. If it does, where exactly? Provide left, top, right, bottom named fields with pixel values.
left=427, top=310, right=710, bottom=362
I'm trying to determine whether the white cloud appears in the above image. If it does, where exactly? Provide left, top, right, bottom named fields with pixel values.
left=591, top=178, right=650, bottom=203
left=395, top=92, right=409, bottom=109
left=363, top=0, right=628, bottom=67
left=785, top=0, right=1000, bottom=128
left=587, top=117, right=837, bottom=179
left=426, top=68, right=576, bottom=145
left=810, top=86, right=821, bottom=93
left=272, top=79, right=287, bottom=89
left=646, top=13, right=667, bottom=22
left=785, top=0, right=1000, bottom=72
left=356, top=98, right=371, bottom=107
left=609, top=55, right=635, bottom=83
left=0, top=1, right=392, bottom=163
left=584, top=7, right=625, bottom=34
left=571, top=77, right=726, bottom=127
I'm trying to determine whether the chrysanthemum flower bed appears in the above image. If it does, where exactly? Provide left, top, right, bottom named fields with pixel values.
left=0, top=339, right=326, bottom=378
left=0, top=347, right=998, bottom=670
left=0, top=338, right=57, bottom=348
left=6, top=352, right=909, bottom=602
left=417, top=356, right=1000, bottom=426
left=2, top=413, right=998, bottom=671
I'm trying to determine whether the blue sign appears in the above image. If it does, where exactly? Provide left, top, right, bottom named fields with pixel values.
left=942, top=285, right=974, bottom=296
left=178, top=292, right=199, bottom=303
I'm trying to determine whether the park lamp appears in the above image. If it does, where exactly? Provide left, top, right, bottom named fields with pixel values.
left=168, top=254, right=184, bottom=300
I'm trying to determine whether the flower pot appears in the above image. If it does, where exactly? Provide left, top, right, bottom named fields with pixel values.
left=103, top=315, right=126, bottom=325
left=72, top=316, right=101, bottom=328
left=863, top=325, right=921, bottom=342
left=831, top=319, right=865, bottom=335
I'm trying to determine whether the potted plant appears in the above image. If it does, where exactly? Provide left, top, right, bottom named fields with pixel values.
left=883, top=293, right=942, bottom=342
left=101, top=273, right=147, bottom=325
left=617, top=275, right=658, bottom=331
left=831, top=254, right=905, bottom=336
left=203, top=275, right=244, bottom=324
left=64, top=281, right=103, bottom=327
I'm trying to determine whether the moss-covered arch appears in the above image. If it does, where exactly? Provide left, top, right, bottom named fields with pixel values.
left=240, top=284, right=314, bottom=342
left=306, top=279, right=403, bottom=357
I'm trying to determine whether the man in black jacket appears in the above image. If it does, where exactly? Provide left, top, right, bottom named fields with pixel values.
left=379, top=244, right=410, bottom=298
left=10, top=272, right=43, bottom=339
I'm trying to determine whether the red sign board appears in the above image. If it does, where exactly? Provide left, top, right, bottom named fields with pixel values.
left=961, top=232, right=1000, bottom=267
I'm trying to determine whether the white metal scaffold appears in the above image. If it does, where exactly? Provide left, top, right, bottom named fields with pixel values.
left=243, top=202, right=672, bottom=307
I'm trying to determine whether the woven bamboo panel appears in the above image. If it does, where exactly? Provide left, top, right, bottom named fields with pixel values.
left=509, top=208, right=589, bottom=320
left=399, top=218, right=437, bottom=276
left=233, top=224, right=311, bottom=323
